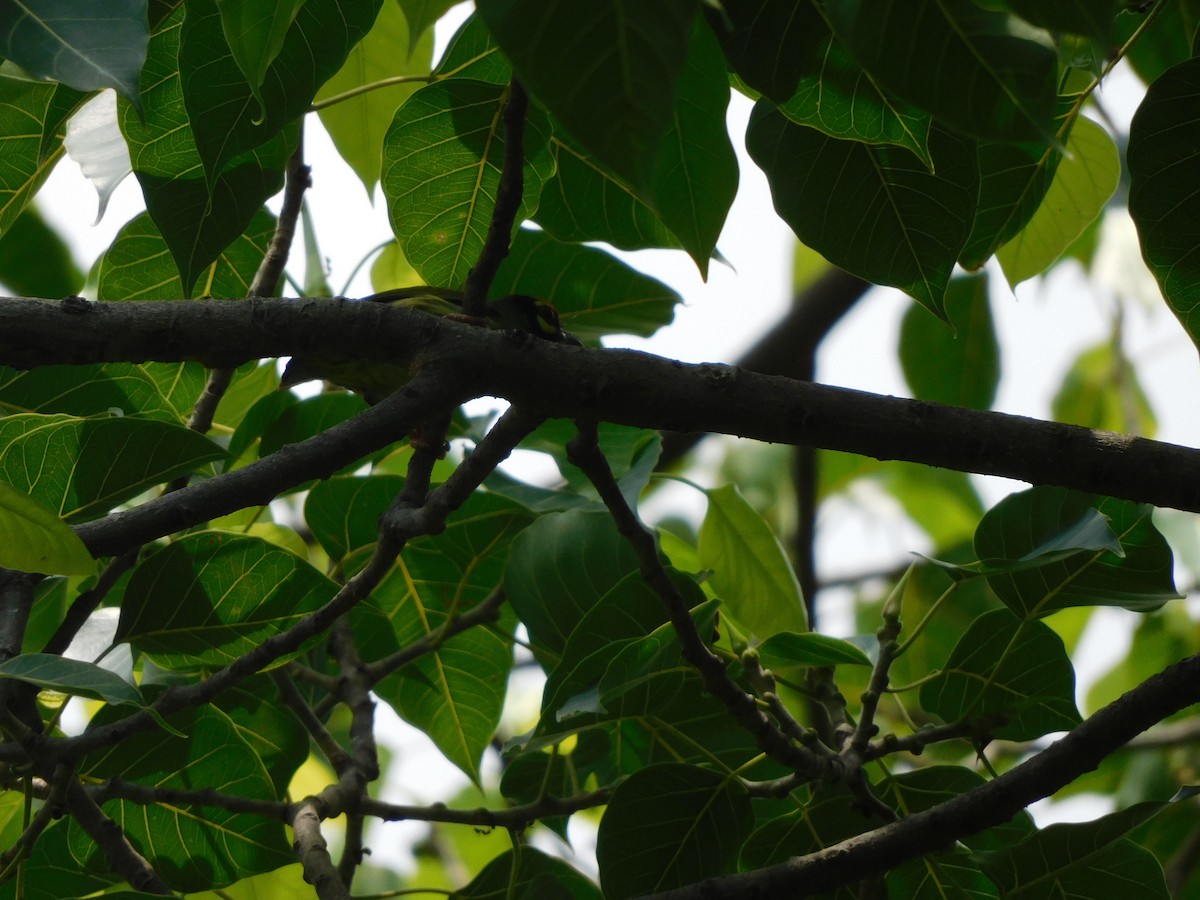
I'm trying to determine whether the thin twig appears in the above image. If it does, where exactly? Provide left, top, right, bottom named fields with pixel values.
left=566, top=420, right=829, bottom=781
left=462, top=77, right=528, bottom=319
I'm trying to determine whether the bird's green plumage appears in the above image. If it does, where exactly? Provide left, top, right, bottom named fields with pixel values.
left=280, top=288, right=578, bottom=404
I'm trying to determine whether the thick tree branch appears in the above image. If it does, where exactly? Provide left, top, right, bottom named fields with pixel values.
left=642, top=651, right=1200, bottom=900
left=3, top=297, right=1197, bottom=514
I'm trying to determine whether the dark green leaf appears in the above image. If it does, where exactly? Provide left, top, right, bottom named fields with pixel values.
left=399, top=0, right=460, bottom=55
left=505, top=509, right=640, bottom=666
left=382, top=78, right=553, bottom=288
left=0, top=71, right=86, bottom=239
left=1000, top=0, right=1120, bottom=43
left=959, top=139, right=1057, bottom=270
left=476, top=0, right=697, bottom=190
left=0, top=413, right=223, bottom=522
left=179, top=0, right=382, bottom=178
left=79, top=702, right=293, bottom=892
left=535, top=134, right=684, bottom=255
left=596, top=763, right=753, bottom=899
left=434, top=13, right=510, bottom=84
left=371, top=492, right=533, bottom=782
left=747, top=107, right=977, bottom=316
left=703, top=0, right=823, bottom=103
left=899, top=274, right=999, bottom=410
left=647, top=19, right=738, bottom=276
left=490, top=228, right=680, bottom=341
left=0, top=0, right=147, bottom=105
left=456, top=847, right=601, bottom=900
left=757, top=631, right=871, bottom=669
left=826, top=0, right=1058, bottom=143
left=214, top=0, right=306, bottom=115
left=920, top=608, right=1082, bottom=741
left=0, top=653, right=140, bottom=705
left=1129, top=57, right=1200, bottom=350
left=305, top=475, right=406, bottom=564
left=0, top=361, right=198, bottom=423
left=117, top=531, right=338, bottom=668
left=0, top=206, right=84, bottom=297
left=976, top=487, right=1179, bottom=617
left=1114, top=1, right=1200, bottom=86
left=97, top=209, right=278, bottom=300
left=773, top=14, right=933, bottom=168
left=118, top=5, right=294, bottom=294
left=975, top=798, right=1180, bottom=899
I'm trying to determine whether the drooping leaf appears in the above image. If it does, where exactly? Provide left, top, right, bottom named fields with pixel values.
left=747, top=107, right=977, bottom=317
left=919, top=608, right=1082, bottom=741
left=597, top=763, right=753, bottom=899
left=370, top=491, right=533, bottom=783
left=315, top=0, right=434, bottom=195
left=476, top=0, right=697, bottom=190
left=899, top=273, right=999, bottom=410
left=772, top=13, right=933, bottom=168
left=505, top=508, right=640, bottom=667
left=1129, top=56, right=1200, bottom=349
left=703, top=0, right=824, bottom=103
left=959, top=138, right=1057, bottom=270
left=698, top=483, right=806, bottom=639
left=0, top=653, right=140, bottom=706
left=0, top=481, right=95, bottom=575
left=117, top=531, right=338, bottom=668
left=214, top=0, right=307, bottom=116
left=382, top=78, right=553, bottom=288
left=826, top=0, right=1058, bottom=143
left=998, top=116, right=1119, bottom=289
left=0, top=413, right=223, bottom=522
left=118, top=4, right=294, bottom=295
left=0, top=0, right=148, bottom=106
left=398, top=0, right=460, bottom=55
left=489, top=228, right=680, bottom=341
left=178, top=0, right=382, bottom=178
left=646, top=19, right=738, bottom=277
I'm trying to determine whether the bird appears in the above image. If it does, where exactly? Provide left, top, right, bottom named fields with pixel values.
left=279, top=287, right=580, bottom=404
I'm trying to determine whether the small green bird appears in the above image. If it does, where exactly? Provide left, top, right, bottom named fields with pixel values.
left=280, top=287, right=579, bottom=404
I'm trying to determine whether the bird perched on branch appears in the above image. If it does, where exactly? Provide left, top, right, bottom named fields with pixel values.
left=280, top=287, right=579, bottom=404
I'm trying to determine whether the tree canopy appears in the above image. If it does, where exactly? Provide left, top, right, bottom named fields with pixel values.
left=0, top=1, right=1197, bottom=898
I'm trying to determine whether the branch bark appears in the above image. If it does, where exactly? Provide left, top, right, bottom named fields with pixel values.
left=4, top=296, right=1200, bottom=514
left=642, top=651, right=1200, bottom=899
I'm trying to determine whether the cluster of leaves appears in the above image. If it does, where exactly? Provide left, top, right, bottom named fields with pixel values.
left=0, top=1, right=1196, bottom=899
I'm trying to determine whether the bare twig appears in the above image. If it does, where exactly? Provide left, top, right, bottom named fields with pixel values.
left=66, top=779, right=172, bottom=895
left=462, top=77, right=529, bottom=318
left=566, top=421, right=829, bottom=781
left=360, top=786, right=612, bottom=830
left=641, top=651, right=1200, bottom=900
